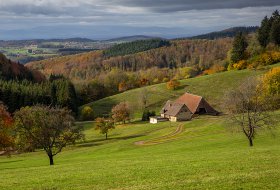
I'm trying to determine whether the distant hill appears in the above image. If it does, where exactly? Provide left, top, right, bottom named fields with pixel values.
left=104, top=35, right=161, bottom=43
left=26, top=38, right=232, bottom=82
left=0, top=53, right=45, bottom=82
left=0, top=38, right=96, bottom=47
left=188, top=26, right=259, bottom=40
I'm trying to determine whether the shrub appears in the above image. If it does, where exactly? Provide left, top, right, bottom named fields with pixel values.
left=166, top=79, right=180, bottom=90
left=142, top=110, right=156, bottom=121
left=232, top=60, right=247, bottom=70
left=80, top=106, right=94, bottom=121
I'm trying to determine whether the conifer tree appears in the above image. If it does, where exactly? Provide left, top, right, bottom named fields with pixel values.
left=270, top=10, right=280, bottom=46
left=258, top=16, right=271, bottom=47
left=231, top=32, right=248, bottom=63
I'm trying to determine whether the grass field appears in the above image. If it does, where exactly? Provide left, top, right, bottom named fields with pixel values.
left=1, top=114, right=279, bottom=190
left=84, top=63, right=280, bottom=118
left=1, top=64, right=280, bottom=189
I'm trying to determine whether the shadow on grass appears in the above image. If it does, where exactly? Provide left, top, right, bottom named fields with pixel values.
left=0, top=159, right=23, bottom=164
left=77, top=134, right=145, bottom=148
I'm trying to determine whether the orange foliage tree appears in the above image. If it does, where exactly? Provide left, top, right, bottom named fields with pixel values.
left=111, top=102, right=131, bottom=124
left=166, top=79, right=180, bottom=90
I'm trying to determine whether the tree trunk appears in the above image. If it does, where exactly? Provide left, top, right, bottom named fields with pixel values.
left=249, top=137, right=253, bottom=147
left=48, top=154, right=54, bottom=165
left=106, top=133, right=108, bottom=140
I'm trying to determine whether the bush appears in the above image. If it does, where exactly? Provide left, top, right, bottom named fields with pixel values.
left=142, top=110, right=156, bottom=121
left=232, top=60, right=248, bottom=70
left=80, top=106, right=94, bottom=121
left=248, top=51, right=280, bottom=69
left=166, top=79, right=180, bottom=90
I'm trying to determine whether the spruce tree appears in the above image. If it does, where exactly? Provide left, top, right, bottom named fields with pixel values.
left=270, top=10, right=280, bottom=45
left=257, top=16, right=271, bottom=47
left=231, top=32, right=248, bottom=63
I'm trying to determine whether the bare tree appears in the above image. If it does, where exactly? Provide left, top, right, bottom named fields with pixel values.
left=139, top=88, right=149, bottom=110
left=224, top=78, right=277, bottom=146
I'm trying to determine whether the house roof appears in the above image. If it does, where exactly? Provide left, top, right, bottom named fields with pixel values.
left=160, top=100, right=172, bottom=114
left=174, top=93, right=203, bottom=113
left=164, top=102, right=186, bottom=116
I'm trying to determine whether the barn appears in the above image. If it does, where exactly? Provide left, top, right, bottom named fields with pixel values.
left=158, top=93, right=218, bottom=122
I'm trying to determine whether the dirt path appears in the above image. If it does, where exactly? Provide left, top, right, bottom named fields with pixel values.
left=134, top=124, right=184, bottom=146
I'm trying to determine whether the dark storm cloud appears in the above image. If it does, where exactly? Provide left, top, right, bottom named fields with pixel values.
left=105, top=0, right=280, bottom=12
left=0, top=1, right=279, bottom=40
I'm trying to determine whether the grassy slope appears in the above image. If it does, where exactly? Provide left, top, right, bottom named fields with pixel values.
left=1, top=115, right=279, bottom=190
left=84, top=63, right=280, bottom=117
left=1, top=64, right=280, bottom=190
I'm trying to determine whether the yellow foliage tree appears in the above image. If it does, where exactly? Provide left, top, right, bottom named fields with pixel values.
left=80, top=106, right=94, bottom=121
left=262, top=67, right=280, bottom=108
left=262, top=67, right=280, bottom=95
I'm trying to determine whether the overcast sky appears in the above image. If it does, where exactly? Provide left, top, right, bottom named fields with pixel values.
left=0, top=0, right=279, bottom=40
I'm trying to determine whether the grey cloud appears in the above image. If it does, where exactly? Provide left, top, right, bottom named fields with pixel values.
left=1, top=0, right=280, bottom=16
left=103, top=0, right=280, bottom=12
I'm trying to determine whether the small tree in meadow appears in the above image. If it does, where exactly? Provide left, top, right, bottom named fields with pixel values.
left=14, top=105, right=84, bottom=165
left=111, top=102, right=131, bottom=124
left=224, top=78, right=277, bottom=147
left=95, top=117, right=115, bottom=140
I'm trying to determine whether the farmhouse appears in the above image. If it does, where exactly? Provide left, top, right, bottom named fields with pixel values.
left=150, top=93, right=218, bottom=123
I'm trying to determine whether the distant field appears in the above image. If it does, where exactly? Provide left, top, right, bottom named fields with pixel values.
left=1, top=115, right=279, bottom=190
left=83, top=63, right=280, bottom=118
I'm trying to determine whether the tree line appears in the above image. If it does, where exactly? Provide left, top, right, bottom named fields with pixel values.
left=103, top=39, right=170, bottom=57
left=227, top=10, right=280, bottom=70
left=258, top=10, right=280, bottom=47
left=0, top=78, right=78, bottom=113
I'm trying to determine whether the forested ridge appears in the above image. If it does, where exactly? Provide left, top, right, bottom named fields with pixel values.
left=189, top=26, right=259, bottom=40
left=103, top=39, right=170, bottom=57
left=0, top=53, right=78, bottom=113
left=26, top=38, right=233, bottom=103
left=0, top=53, right=45, bottom=82
left=27, top=38, right=233, bottom=81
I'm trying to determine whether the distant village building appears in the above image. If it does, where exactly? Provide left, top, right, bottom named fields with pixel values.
left=150, top=93, right=218, bottom=123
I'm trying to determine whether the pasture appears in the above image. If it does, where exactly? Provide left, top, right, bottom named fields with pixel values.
left=1, top=115, right=279, bottom=190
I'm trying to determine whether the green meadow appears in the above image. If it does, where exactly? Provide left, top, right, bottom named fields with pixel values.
left=1, top=115, right=279, bottom=190
left=1, top=65, right=280, bottom=190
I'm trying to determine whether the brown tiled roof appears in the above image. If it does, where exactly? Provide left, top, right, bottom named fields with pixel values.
left=164, top=102, right=185, bottom=116
left=175, top=93, right=202, bottom=113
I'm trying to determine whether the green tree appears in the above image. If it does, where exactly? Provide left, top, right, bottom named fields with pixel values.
left=142, top=110, right=156, bottom=121
left=258, top=16, right=272, bottom=47
left=231, top=32, right=248, bottom=63
left=95, top=117, right=115, bottom=140
left=14, top=106, right=84, bottom=165
left=270, top=10, right=280, bottom=46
